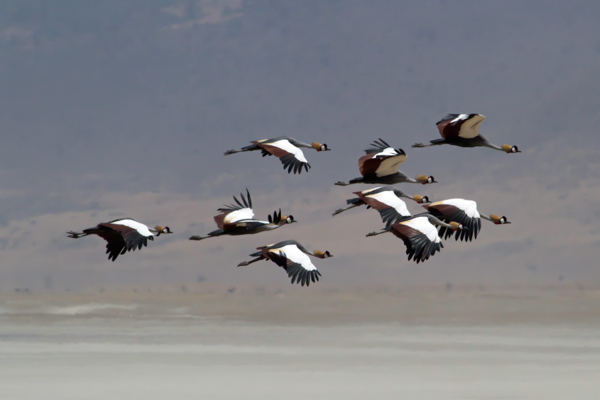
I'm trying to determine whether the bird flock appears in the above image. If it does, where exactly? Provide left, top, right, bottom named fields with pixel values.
left=68, top=114, right=518, bottom=286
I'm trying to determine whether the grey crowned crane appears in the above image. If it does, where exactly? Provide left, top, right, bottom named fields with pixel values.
left=335, top=139, right=436, bottom=186
left=332, top=186, right=429, bottom=223
left=422, top=199, right=511, bottom=242
left=412, top=114, right=521, bottom=153
left=237, top=240, right=332, bottom=286
left=224, top=137, right=330, bottom=174
left=366, top=213, right=464, bottom=263
left=67, top=219, right=172, bottom=261
left=189, top=189, right=295, bottom=241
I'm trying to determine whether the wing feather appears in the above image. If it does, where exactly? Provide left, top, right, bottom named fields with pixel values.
left=259, top=140, right=311, bottom=175
left=264, top=244, right=320, bottom=286
left=436, top=114, right=485, bottom=139
left=391, top=217, right=443, bottom=263
left=426, top=199, right=480, bottom=242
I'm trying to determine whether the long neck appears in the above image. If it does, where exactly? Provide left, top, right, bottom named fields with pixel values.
left=480, top=213, right=492, bottom=222
left=265, top=223, right=283, bottom=230
left=483, top=142, right=503, bottom=152
left=293, top=141, right=313, bottom=148
left=426, top=214, right=454, bottom=229
left=393, top=189, right=411, bottom=200
left=296, top=243, right=316, bottom=257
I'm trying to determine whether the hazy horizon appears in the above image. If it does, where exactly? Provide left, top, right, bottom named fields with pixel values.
left=1, top=0, right=599, bottom=290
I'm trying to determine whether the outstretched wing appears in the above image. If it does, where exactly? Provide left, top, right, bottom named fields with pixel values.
left=255, top=139, right=311, bottom=174
left=214, top=189, right=255, bottom=229
left=391, top=217, right=443, bottom=263
left=97, top=219, right=153, bottom=261
left=86, top=227, right=127, bottom=261
left=357, top=189, right=411, bottom=225
left=358, top=146, right=407, bottom=178
left=364, top=138, right=393, bottom=154
left=436, top=114, right=486, bottom=139
left=425, top=199, right=481, bottom=242
left=264, top=244, right=321, bottom=287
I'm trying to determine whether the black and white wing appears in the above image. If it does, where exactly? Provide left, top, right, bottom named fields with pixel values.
left=95, top=218, right=154, bottom=261
left=254, top=138, right=311, bottom=174
left=359, top=139, right=407, bottom=178
left=436, top=114, right=486, bottom=139
left=391, top=216, right=443, bottom=263
left=214, top=190, right=255, bottom=230
left=425, top=199, right=481, bottom=242
left=266, top=244, right=321, bottom=286
left=356, top=187, right=411, bottom=225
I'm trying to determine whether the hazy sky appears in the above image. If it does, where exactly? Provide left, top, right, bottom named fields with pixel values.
left=1, top=0, right=599, bottom=290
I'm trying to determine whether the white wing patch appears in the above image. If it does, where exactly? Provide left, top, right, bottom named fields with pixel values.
left=372, top=147, right=399, bottom=158
left=223, top=208, right=255, bottom=223
left=457, top=114, right=486, bottom=139
left=367, top=191, right=411, bottom=217
left=269, top=140, right=308, bottom=163
left=401, top=217, right=440, bottom=243
left=441, top=199, right=480, bottom=218
left=112, top=219, right=153, bottom=237
left=450, top=114, right=469, bottom=124
left=361, top=187, right=382, bottom=194
left=271, top=245, right=317, bottom=271
left=375, top=155, right=407, bottom=177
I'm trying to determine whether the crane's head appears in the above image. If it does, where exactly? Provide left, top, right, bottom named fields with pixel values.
left=154, top=226, right=172, bottom=236
left=268, top=210, right=296, bottom=225
left=449, top=222, right=464, bottom=231
left=312, top=142, right=331, bottom=152
left=282, top=215, right=296, bottom=224
left=413, top=195, right=430, bottom=204
left=314, top=250, right=333, bottom=259
left=501, top=144, right=521, bottom=154
left=490, top=214, right=511, bottom=224
left=416, top=175, right=437, bottom=185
